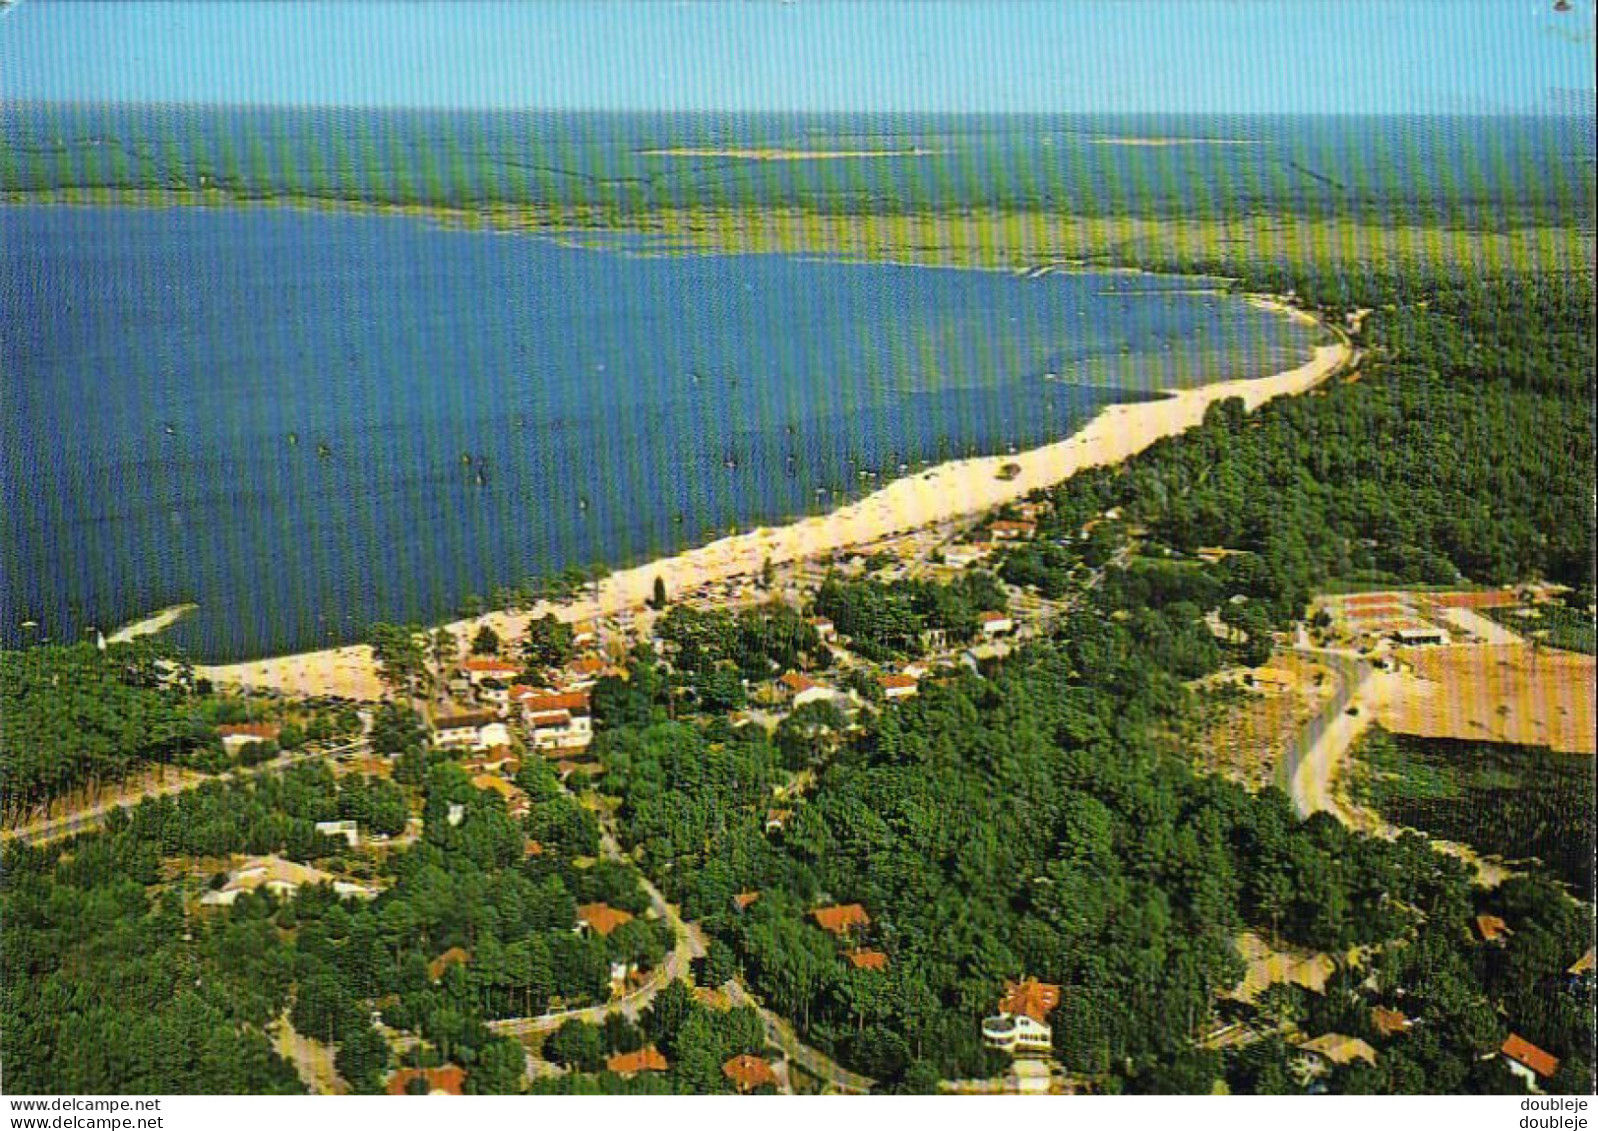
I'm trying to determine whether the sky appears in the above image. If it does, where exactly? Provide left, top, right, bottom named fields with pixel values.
left=1, top=0, right=1593, bottom=115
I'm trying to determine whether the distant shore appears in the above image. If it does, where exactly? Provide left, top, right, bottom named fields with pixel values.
left=198, top=334, right=1351, bottom=701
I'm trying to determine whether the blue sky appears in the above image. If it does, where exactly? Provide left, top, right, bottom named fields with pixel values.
left=2, top=1, right=1592, bottom=114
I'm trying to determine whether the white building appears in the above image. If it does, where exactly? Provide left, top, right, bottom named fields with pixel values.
left=431, top=710, right=502, bottom=751
left=314, top=820, right=360, bottom=848
left=200, top=856, right=376, bottom=906
left=979, top=612, right=1015, bottom=637
left=981, top=1013, right=1052, bottom=1055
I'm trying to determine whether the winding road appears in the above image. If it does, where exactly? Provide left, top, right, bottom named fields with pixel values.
left=1278, top=649, right=1373, bottom=819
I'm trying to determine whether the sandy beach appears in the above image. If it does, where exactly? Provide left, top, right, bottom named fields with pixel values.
left=199, top=335, right=1350, bottom=702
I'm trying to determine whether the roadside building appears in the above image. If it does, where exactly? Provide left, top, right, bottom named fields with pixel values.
left=982, top=977, right=1063, bottom=1054
left=811, top=616, right=836, bottom=642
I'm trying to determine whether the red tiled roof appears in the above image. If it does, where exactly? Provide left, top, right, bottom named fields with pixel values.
left=464, top=657, right=520, bottom=673
left=847, top=949, right=889, bottom=971
left=722, top=1054, right=778, bottom=1091
left=524, top=840, right=545, bottom=857
left=428, top=947, right=470, bottom=982
left=387, top=1066, right=466, bottom=1096
left=1476, top=914, right=1510, bottom=942
left=1502, top=1034, right=1560, bottom=1079
left=569, top=657, right=607, bottom=675
left=998, top=977, right=1061, bottom=1022
left=577, top=902, right=634, bottom=937
left=1371, top=1007, right=1411, bottom=1037
left=733, top=891, right=761, bottom=910
left=517, top=690, right=590, bottom=715
left=812, top=904, right=870, bottom=935
left=879, top=674, right=918, bottom=690
left=979, top=610, right=1011, bottom=623
left=607, top=1046, right=669, bottom=1075
left=780, top=671, right=818, bottom=693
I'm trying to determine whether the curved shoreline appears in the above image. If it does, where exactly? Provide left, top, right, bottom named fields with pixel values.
left=106, top=603, right=198, bottom=645
left=199, top=333, right=1352, bottom=701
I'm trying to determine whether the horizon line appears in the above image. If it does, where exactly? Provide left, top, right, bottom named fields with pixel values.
left=8, top=99, right=1594, bottom=119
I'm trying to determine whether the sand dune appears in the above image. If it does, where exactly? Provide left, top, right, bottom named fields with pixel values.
left=199, top=336, right=1349, bottom=702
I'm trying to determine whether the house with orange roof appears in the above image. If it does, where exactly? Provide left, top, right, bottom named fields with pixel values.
left=1501, top=1034, right=1559, bottom=1091
left=462, top=657, right=522, bottom=683
left=810, top=616, right=836, bottom=641
left=576, top=902, right=634, bottom=937
left=812, top=904, right=870, bottom=936
left=879, top=673, right=918, bottom=700
left=1476, top=914, right=1511, bottom=943
left=979, top=611, right=1014, bottom=637
left=387, top=1065, right=466, bottom=1095
left=990, top=520, right=1036, bottom=541
left=607, top=1046, right=669, bottom=1076
left=997, top=977, right=1061, bottom=1023
left=1371, top=1007, right=1412, bottom=1038
left=847, top=949, right=889, bottom=971
left=765, top=808, right=793, bottom=833
left=733, top=891, right=761, bottom=911
left=722, top=1054, right=778, bottom=1092
left=983, top=976, right=1062, bottom=1056
left=428, top=947, right=470, bottom=983
left=777, top=670, right=835, bottom=709
left=516, top=690, right=593, bottom=751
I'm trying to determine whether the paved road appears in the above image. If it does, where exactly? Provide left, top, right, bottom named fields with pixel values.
left=489, top=798, right=701, bottom=1039
left=2, top=740, right=367, bottom=846
left=1278, top=649, right=1373, bottom=819
left=723, top=979, right=874, bottom=1094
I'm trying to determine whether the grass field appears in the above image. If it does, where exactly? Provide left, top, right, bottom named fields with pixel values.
left=1350, top=728, right=1594, bottom=892
left=7, top=186, right=1593, bottom=281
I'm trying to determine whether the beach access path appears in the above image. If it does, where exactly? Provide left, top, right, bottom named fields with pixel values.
left=200, top=324, right=1352, bottom=703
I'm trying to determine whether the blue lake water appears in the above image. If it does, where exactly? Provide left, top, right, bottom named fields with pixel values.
left=1, top=204, right=1317, bottom=660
